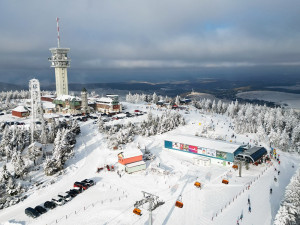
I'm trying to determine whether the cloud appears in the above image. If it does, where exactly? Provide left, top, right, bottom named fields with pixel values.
left=0, top=0, right=300, bottom=83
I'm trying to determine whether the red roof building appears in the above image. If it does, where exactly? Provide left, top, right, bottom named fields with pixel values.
left=12, top=106, right=29, bottom=118
left=118, top=150, right=143, bottom=165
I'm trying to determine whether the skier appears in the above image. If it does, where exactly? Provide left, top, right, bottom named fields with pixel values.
left=248, top=206, right=251, bottom=213
left=270, top=188, right=272, bottom=194
left=240, top=212, right=243, bottom=221
left=248, top=197, right=250, bottom=205
left=278, top=171, right=280, bottom=175
left=274, top=177, right=277, bottom=182
left=278, top=161, right=280, bottom=165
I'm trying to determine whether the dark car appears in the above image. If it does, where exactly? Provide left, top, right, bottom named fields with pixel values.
left=81, top=179, right=95, bottom=187
left=25, top=207, right=40, bottom=218
left=34, top=205, right=47, bottom=214
left=74, top=181, right=89, bottom=190
left=44, top=201, right=56, bottom=209
left=66, top=189, right=80, bottom=197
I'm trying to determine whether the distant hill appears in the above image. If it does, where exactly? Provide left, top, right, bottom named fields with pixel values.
left=0, top=82, right=26, bottom=91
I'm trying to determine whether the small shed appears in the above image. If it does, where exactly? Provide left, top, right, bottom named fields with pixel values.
left=125, top=160, right=146, bottom=174
left=118, top=150, right=143, bottom=165
left=12, top=106, right=29, bottom=118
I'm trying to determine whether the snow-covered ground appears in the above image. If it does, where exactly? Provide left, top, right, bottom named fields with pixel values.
left=0, top=103, right=300, bottom=225
left=236, top=91, right=300, bottom=110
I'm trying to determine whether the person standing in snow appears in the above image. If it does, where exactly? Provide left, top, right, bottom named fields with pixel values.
left=270, top=188, right=272, bottom=194
left=278, top=171, right=280, bottom=175
left=240, top=212, right=243, bottom=221
left=248, top=205, right=251, bottom=213
left=248, top=197, right=250, bottom=205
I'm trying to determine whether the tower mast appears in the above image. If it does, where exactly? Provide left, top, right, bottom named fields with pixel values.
left=56, top=17, right=60, bottom=48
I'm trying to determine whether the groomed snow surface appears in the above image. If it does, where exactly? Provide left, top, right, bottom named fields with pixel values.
left=1, top=103, right=300, bottom=225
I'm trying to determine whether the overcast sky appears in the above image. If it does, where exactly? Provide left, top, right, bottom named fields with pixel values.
left=0, top=0, right=300, bottom=84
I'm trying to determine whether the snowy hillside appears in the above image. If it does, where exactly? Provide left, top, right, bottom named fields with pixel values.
left=0, top=102, right=300, bottom=225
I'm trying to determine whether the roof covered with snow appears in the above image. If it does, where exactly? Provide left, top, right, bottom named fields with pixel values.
left=42, top=101, right=56, bottom=109
left=55, top=95, right=81, bottom=101
left=29, top=142, right=43, bottom=149
left=125, top=160, right=146, bottom=168
left=12, top=106, right=29, bottom=112
left=165, top=134, right=243, bottom=154
left=119, top=149, right=142, bottom=159
left=97, top=97, right=114, bottom=103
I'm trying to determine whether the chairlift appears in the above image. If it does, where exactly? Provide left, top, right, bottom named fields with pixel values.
left=133, top=208, right=142, bottom=216
left=222, top=179, right=229, bottom=184
left=175, top=195, right=183, bottom=208
left=194, top=181, right=201, bottom=189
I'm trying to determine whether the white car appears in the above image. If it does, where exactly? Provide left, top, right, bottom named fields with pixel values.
left=52, top=197, right=65, bottom=206
left=58, top=192, right=72, bottom=202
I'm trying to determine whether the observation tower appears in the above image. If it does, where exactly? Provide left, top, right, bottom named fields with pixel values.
left=48, top=18, right=70, bottom=97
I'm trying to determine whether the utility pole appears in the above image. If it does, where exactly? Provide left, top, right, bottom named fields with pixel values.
left=239, top=160, right=242, bottom=177
left=134, top=191, right=164, bottom=225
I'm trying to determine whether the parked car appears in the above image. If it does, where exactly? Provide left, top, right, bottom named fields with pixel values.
left=34, top=205, right=47, bottom=214
left=66, top=189, right=79, bottom=197
left=25, top=207, right=40, bottom=218
left=58, top=192, right=72, bottom=202
left=81, top=179, right=95, bottom=187
left=44, top=201, right=56, bottom=209
left=73, top=187, right=83, bottom=193
left=51, top=196, right=65, bottom=206
left=74, top=182, right=89, bottom=190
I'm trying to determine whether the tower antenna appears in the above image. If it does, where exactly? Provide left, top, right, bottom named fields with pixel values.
left=56, top=17, right=60, bottom=48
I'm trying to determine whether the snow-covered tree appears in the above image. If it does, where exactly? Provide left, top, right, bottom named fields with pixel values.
left=274, top=169, right=300, bottom=225
left=6, top=177, right=20, bottom=196
left=0, top=164, right=11, bottom=183
left=27, top=142, right=43, bottom=166
left=175, top=95, right=180, bottom=106
left=152, top=92, right=158, bottom=104
left=97, top=115, right=105, bottom=132
left=11, top=152, right=26, bottom=179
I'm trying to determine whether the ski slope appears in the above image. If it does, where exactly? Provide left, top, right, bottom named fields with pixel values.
left=1, top=103, right=300, bottom=225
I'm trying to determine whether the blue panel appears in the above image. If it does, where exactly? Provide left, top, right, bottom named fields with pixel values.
left=251, top=148, right=267, bottom=161
left=234, top=147, right=244, bottom=156
left=164, top=141, right=173, bottom=149
left=226, top=153, right=234, bottom=162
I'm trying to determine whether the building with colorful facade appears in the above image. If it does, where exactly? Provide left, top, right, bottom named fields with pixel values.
left=164, top=135, right=245, bottom=166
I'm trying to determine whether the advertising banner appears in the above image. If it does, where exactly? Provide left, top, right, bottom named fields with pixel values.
left=206, top=148, right=216, bottom=157
left=189, top=145, right=198, bottom=153
left=180, top=144, right=189, bottom=151
left=172, top=142, right=180, bottom=150
left=199, top=147, right=206, bottom=155
left=216, top=151, right=227, bottom=159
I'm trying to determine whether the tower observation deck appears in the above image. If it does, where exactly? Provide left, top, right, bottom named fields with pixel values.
left=48, top=18, right=70, bottom=97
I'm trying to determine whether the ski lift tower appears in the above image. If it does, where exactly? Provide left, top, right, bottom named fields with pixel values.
left=134, top=191, right=165, bottom=225
left=48, top=17, right=70, bottom=97
left=29, top=79, right=44, bottom=143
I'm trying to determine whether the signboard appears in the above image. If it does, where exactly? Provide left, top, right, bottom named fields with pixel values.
left=172, top=142, right=180, bottom=150
left=189, top=145, right=198, bottom=153
left=180, top=144, right=189, bottom=152
left=216, top=151, right=227, bottom=159
left=199, top=147, right=206, bottom=155
left=206, top=149, right=216, bottom=157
